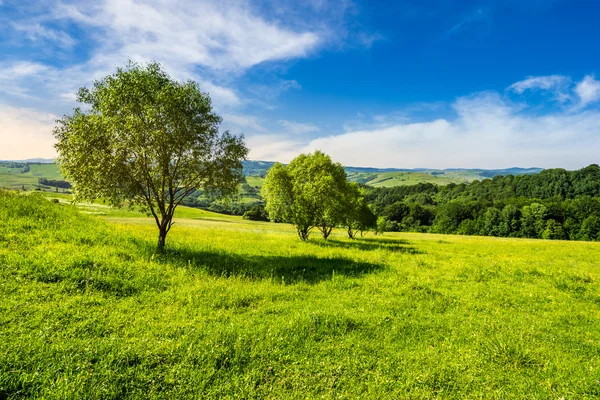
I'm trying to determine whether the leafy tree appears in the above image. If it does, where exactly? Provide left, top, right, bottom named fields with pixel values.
left=579, top=216, right=600, bottom=241
left=542, top=219, right=566, bottom=240
left=457, top=219, right=480, bottom=235
left=375, top=216, right=388, bottom=235
left=481, top=207, right=502, bottom=236
left=364, top=165, right=600, bottom=241
left=54, top=61, right=247, bottom=250
left=262, top=151, right=348, bottom=240
left=343, top=183, right=377, bottom=238
left=432, top=200, right=473, bottom=234
left=520, top=203, right=547, bottom=238
left=384, top=202, right=410, bottom=224
left=499, top=204, right=520, bottom=236
left=242, top=205, right=269, bottom=221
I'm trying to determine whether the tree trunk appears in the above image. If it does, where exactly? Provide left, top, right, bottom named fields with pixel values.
left=347, top=226, right=356, bottom=239
left=157, top=227, right=167, bottom=251
left=157, top=214, right=173, bottom=251
left=297, top=226, right=310, bottom=241
left=322, top=225, right=333, bottom=240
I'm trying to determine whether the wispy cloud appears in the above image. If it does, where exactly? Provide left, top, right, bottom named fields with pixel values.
left=574, top=75, right=600, bottom=109
left=250, top=75, right=600, bottom=169
left=0, top=0, right=371, bottom=110
left=11, top=22, right=76, bottom=49
left=278, top=120, right=320, bottom=134
left=508, top=74, right=600, bottom=109
left=508, top=75, right=570, bottom=95
left=54, top=0, right=320, bottom=71
left=444, top=7, right=491, bottom=38
left=222, top=114, right=266, bottom=132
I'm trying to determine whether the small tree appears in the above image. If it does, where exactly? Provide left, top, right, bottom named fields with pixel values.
left=343, top=183, right=376, bottom=239
left=262, top=151, right=348, bottom=240
left=375, top=216, right=387, bottom=235
left=54, top=61, right=248, bottom=250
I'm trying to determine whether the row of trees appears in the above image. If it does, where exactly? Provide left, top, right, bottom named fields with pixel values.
left=38, top=178, right=72, bottom=189
left=262, top=151, right=376, bottom=240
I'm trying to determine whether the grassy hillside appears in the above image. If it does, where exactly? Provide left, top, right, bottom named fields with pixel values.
left=0, top=163, right=63, bottom=191
left=0, top=162, right=542, bottom=194
left=346, top=171, right=466, bottom=187
left=1, top=191, right=599, bottom=398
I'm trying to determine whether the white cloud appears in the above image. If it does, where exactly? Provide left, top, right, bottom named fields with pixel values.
left=0, top=0, right=326, bottom=110
left=12, top=23, right=76, bottom=49
left=508, top=75, right=570, bottom=94
left=253, top=90, right=600, bottom=169
left=508, top=74, right=600, bottom=109
left=222, top=114, right=266, bottom=132
left=0, top=105, right=57, bottom=160
left=246, top=134, right=307, bottom=162
left=574, top=75, right=600, bottom=109
left=55, top=0, right=320, bottom=71
left=278, top=120, right=320, bottom=134
left=508, top=74, right=572, bottom=103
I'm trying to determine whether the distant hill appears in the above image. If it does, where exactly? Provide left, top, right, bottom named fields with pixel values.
left=242, top=160, right=543, bottom=188
left=1, top=159, right=544, bottom=193
left=3, top=158, right=56, bottom=163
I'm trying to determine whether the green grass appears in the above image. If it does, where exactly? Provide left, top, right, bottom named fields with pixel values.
left=2, top=191, right=600, bottom=398
left=346, top=170, right=484, bottom=187
left=245, top=176, right=265, bottom=188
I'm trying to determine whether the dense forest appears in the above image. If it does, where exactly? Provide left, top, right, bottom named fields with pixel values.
left=366, top=164, right=600, bottom=241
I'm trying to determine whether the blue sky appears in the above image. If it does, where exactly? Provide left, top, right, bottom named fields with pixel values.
left=1, top=0, right=600, bottom=168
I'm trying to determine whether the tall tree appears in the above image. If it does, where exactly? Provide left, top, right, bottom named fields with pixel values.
left=262, top=151, right=348, bottom=240
left=54, top=61, right=248, bottom=250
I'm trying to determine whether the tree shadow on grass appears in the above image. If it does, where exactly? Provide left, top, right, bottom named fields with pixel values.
left=144, top=245, right=388, bottom=284
left=309, top=237, right=425, bottom=254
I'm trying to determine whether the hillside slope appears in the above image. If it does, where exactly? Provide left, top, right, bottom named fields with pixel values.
left=1, top=161, right=543, bottom=193
left=1, top=191, right=600, bottom=398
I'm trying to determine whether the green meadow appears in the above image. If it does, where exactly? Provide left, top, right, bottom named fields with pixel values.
left=0, top=163, right=487, bottom=194
left=1, top=190, right=600, bottom=399
left=346, top=171, right=468, bottom=187
left=0, top=164, right=63, bottom=191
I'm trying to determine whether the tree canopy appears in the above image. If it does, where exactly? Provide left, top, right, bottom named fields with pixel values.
left=54, top=61, right=248, bottom=249
left=366, top=164, right=600, bottom=241
left=262, top=151, right=360, bottom=240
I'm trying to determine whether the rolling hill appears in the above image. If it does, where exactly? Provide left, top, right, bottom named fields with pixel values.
left=0, top=160, right=543, bottom=194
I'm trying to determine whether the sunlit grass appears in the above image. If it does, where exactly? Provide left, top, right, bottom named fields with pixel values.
left=1, top=191, right=600, bottom=398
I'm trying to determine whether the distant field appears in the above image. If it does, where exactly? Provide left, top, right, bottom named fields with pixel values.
left=245, top=176, right=265, bottom=188
left=0, top=163, right=63, bottom=191
left=347, top=171, right=471, bottom=187
left=2, top=191, right=599, bottom=398
left=0, top=163, right=512, bottom=194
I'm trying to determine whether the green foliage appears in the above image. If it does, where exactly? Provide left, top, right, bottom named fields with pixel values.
left=376, top=216, right=388, bottom=235
left=242, top=205, right=269, bottom=221
left=542, top=219, right=566, bottom=240
left=579, top=216, right=600, bottom=241
left=2, top=191, right=600, bottom=398
left=367, top=165, right=600, bottom=241
left=262, top=151, right=349, bottom=240
left=342, top=183, right=377, bottom=238
left=53, top=61, right=247, bottom=249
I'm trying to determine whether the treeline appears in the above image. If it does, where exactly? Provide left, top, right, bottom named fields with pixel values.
left=38, top=178, right=72, bottom=189
left=366, top=164, right=600, bottom=241
left=180, top=179, right=264, bottom=217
